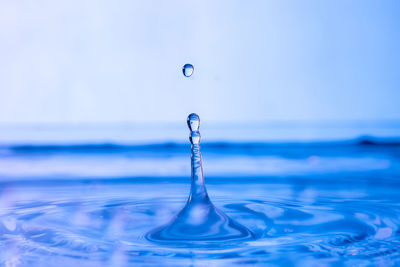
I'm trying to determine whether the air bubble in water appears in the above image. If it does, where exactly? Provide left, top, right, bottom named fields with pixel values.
left=182, top=64, right=194, bottom=77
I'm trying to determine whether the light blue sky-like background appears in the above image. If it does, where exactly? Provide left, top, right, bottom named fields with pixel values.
left=0, top=0, right=399, bottom=124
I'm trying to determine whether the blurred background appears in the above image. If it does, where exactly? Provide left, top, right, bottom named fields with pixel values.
left=1, top=0, right=399, bottom=128
left=0, top=0, right=399, bottom=178
left=0, top=0, right=400, bottom=171
left=0, top=0, right=399, bottom=181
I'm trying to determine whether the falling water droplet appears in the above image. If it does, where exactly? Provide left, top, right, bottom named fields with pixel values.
left=182, top=64, right=194, bottom=77
left=146, top=113, right=254, bottom=244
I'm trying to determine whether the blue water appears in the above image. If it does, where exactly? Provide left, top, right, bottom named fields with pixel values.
left=147, top=113, right=254, bottom=245
left=1, top=134, right=400, bottom=265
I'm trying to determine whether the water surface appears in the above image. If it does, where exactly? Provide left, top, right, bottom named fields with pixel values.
left=0, top=135, right=400, bottom=266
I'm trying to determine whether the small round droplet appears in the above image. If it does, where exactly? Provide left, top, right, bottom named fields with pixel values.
left=182, top=64, right=194, bottom=77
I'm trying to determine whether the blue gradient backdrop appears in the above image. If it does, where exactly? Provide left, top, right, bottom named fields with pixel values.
left=0, top=0, right=399, bottom=124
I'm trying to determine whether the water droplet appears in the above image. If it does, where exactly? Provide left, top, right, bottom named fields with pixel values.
left=146, top=113, right=254, bottom=244
left=182, top=64, right=194, bottom=77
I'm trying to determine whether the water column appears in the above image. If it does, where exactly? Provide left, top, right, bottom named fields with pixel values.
left=146, top=113, right=253, bottom=243
left=187, top=113, right=210, bottom=203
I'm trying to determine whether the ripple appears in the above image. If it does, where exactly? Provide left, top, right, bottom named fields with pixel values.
left=0, top=182, right=400, bottom=266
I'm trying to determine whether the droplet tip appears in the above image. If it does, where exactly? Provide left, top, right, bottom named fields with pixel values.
left=187, top=113, right=200, bottom=132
